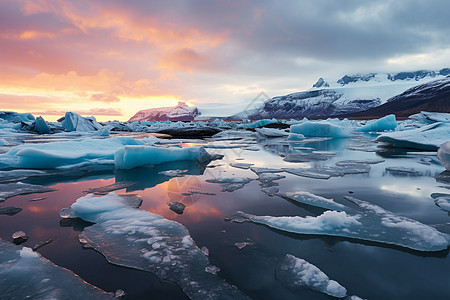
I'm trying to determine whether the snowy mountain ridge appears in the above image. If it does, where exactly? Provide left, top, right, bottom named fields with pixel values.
left=129, top=102, right=200, bottom=122
left=243, top=68, right=450, bottom=119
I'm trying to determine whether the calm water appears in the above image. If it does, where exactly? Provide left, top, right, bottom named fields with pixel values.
left=1, top=133, right=449, bottom=299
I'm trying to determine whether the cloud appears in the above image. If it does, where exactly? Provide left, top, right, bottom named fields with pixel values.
left=90, top=93, right=120, bottom=103
left=33, top=108, right=123, bottom=116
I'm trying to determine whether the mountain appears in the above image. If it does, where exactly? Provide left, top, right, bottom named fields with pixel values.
left=339, top=77, right=450, bottom=118
left=128, top=102, right=200, bottom=122
left=240, top=68, right=450, bottom=120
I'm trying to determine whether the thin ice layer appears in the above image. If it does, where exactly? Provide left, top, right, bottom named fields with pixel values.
left=114, top=146, right=213, bottom=169
left=236, top=196, right=450, bottom=251
left=277, top=191, right=345, bottom=211
left=0, top=182, right=55, bottom=202
left=278, top=254, right=347, bottom=298
left=62, top=193, right=248, bottom=300
left=0, top=239, right=113, bottom=299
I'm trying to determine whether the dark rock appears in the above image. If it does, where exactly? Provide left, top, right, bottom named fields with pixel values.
left=157, top=127, right=222, bottom=138
left=0, top=206, right=22, bottom=216
left=12, top=231, right=28, bottom=244
left=168, top=201, right=186, bottom=214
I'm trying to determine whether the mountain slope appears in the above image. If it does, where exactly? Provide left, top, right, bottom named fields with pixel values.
left=240, top=68, right=450, bottom=120
left=129, top=102, right=200, bottom=122
left=340, top=77, right=450, bottom=118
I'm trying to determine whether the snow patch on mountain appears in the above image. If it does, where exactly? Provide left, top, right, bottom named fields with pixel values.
left=129, top=102, right=200, bottom=122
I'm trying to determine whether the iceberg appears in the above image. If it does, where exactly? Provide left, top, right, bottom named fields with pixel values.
left=246, top=118, right=278, bottom=128
left=0, top=137, right=143, bottom=170
left=287, top=133, right=305, bottom=141
left=0, top=239, right=113, bottom=299
left=376, top=122, right=450, bottom=150
left=236, top=195, right=450, bottom=251
left=33, top=116, right=51, bottom=134
left=255, top=128, right=289, bottom=137
left=61, top=193, right=248, bottom=299
left=278, top=254, right=347, bottom=298
left=409, top=111, right=450, bottom=123
left=206, top=177, right=253, bottom=192
left=277, top=191, right=345, bottom=211
left=0, top=111, right=35, bottom=123
left=290, top=121, right=351, bottom=138
left=114, top=146, right=214, bottom=170
left=437, top=141, right=450, bottom=170
left=61, top=112, right=103, bottom=132
left=354, top=114, right=397, bottom=132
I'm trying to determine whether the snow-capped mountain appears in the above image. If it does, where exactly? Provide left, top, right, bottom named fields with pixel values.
left=242, top=68, right=450, bottom=119
left=128, top=102, right=200, bottom=122
left=342, top=77, right=450, bottom=118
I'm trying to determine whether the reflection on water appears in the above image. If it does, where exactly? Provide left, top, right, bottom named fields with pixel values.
left=1, top=134, right=450, bottom=299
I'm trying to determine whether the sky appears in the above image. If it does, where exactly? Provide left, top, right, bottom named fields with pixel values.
left=1, top=0, right=450, bottom=121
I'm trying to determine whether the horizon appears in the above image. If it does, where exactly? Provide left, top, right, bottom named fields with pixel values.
left=2, top=0, right=450, bottom=122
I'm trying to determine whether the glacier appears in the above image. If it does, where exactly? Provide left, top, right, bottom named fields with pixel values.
left=61, top=193, right=249, bottom=300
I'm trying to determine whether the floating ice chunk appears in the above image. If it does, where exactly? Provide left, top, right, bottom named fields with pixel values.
left=235, top=240, right=254, bottom=250
left=385, top=167, right=421, bottom=176
left=354, top=114, right=397, bottom=132
left=335, top=159, right=384, bottom=166
left=158, top=169, right=188, bottom=177
left=261, top=186, right=279, bottom=196
left=61, top=193, right=248, bottom=299
left=409, top=111, right=450, bottom=123
left=287, top=133, right=305, bottom=141
left=278, top=254, right=347, bottom=298
left=256, top=128, right=289, bottom=137
left=0, top=206, right=22, bottom=215
left=206, top=177, right=253, bottom=192
left=258, top=173, right=286, bottom=182
left=0, top=111, right=35, bottom=123
left=34, top=116, right=51, bottom=134
left=0, top=239, right=113, bottom=299
left=431, top=193, right=450, bottom=212
left=376, top=122, right=450, bottom=150
left=277, top=191, right=345, bottom=211
left=283, top=168, right=331, bottom=179
left=230, top=162, right=254, bottom=169
left=283, top=153, right=330, bottom=162
left=0, top=182, right=55, bottom=202
left=290, top=121, right=351, bottom=138
left=247, top=118, right=278, bottom=128
left=168, top=201, right=186, bottom=214
left=0, top=138, right=9, bottom=146
left=0, top=169, right=47, bottom=183
left=438, top=141, right=450, bottom=170
left=0, top=137, right=143, bottom=169
left=114, top=146, right=213, bottom=170
left=204, top=141, right=248, bottom=149
left=237, top=195, right=450, bottom=251
left=62, top=112, right=103, bottom=132
left=85, top=181, right=138, bottom=195
left=250, top=167, right=283, bottom=174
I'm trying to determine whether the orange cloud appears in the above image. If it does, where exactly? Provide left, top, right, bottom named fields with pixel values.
left=159, top=48, right=212, bottom=72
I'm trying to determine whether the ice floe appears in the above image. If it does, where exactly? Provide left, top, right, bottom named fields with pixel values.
left=61, top=193, right=248, bottom=299
left=235, top=195, right=450, bottom=251
left=409, top=111, right=450, bottom=123
left=230, top=162, right=254, bottom=169
left=277, top=191, right=345, bottom=211
left=0, top=137, right=143, bottom=170
left=206, top=177, right=253, bottom=192
left=256, top=128, right=289, bottom=137
left=278, top=254, right=347, bottom=298
left=376, top=122, right=450, bottom=150
left=431, top=193, right=450, bottom=212
left=438, top=141, right=450, bottom=170
left=0, top=182, right=55, bottom=202
left=0, top=239, right=113, bottom=299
